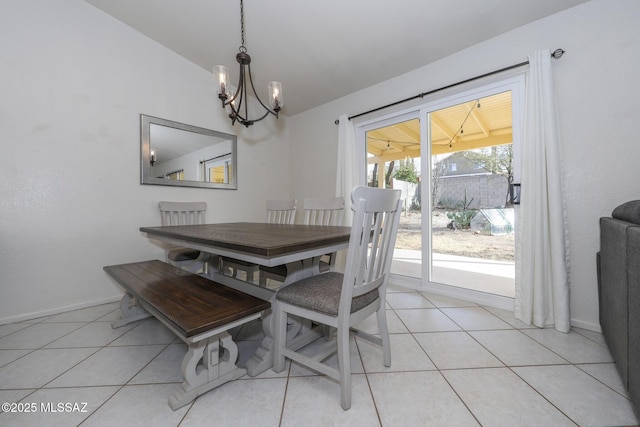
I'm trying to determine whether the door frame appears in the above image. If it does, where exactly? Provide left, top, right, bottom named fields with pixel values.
left=354, top=70, right=526, bottom=310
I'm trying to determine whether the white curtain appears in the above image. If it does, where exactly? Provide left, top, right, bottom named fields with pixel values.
left=335, top=114, right=359, bottom=225
left=334, top=114, right=360, bottom=272
left=515, top=49, right=570, bottom=332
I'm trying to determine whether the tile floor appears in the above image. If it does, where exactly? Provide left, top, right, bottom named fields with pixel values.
left=0, top=286, right=638, bottom=426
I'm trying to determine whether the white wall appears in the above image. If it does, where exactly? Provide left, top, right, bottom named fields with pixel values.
left=288, top=0, right=640, bottom=331
left=0, top=0, right=291, bottom=323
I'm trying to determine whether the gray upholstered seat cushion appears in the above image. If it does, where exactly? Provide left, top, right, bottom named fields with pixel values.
left=612, top=200, right=640, bottom=225
left=275, top=272, right=379, bottom=316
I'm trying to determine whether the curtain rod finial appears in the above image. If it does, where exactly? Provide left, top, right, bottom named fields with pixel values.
left=335, top=119, right=340, bottom=125
left=552, top=48, right=565, bottom=59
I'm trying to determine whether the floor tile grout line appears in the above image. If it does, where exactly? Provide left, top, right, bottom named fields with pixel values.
left=76, top=384, right=127, bottom=426
left=573, top=363, right=636, bottom=401
left=0, top=347, right=39, bottom=370
left=506, top=364, right=580, bottom=426
left=438, top=368, right=484, bottom=426
left=354, top=334, right=384, bottom=427
left=38, top=346, right=103, bottom=390
left=0, top=320, right=86, bottom=351
left=518, top=328, right=608, bottom=365
left=277, top=359, right=293, bottom=427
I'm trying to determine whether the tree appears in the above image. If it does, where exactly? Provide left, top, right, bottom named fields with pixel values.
left=462, top=144, right=514, bottom=205
left=431, top=157, right=448, bottom=209
left=370, top=161, right=396, bottom=188
left=393, top=158, right=419, bottom=183
left=384, top=160, right=395, bottom=188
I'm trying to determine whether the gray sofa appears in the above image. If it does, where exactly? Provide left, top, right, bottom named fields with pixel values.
left=598, top=200, right=640, bottom=416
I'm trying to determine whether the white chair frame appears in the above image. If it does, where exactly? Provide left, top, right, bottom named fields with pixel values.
left=158, top=201, right=211, bottom=274
left=303, top=197, right=345, bottom=226
left=305, top=197, right=344, bottom=273
left=266, top=199, right=297, bottom=224
left=273, top=187, right=402, bottom=409
left=225, top=199, right=297, bottom=283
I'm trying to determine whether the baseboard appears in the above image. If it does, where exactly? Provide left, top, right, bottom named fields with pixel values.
left=0, top=294, right=123, bottom=325
left=389, top=273, right=514, bottom=311
left=389, top=274, right=603, bottom=333
left=570, top=318, right=602, bottom=333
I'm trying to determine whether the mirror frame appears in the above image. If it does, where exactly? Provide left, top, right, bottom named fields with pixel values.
left=140, top=114, right=237, bottom=190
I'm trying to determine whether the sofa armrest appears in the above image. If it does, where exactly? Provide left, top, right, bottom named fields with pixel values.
left=612, top=200, right=640, bottom=225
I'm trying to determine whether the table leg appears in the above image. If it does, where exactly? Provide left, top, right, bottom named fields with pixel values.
left=244, top=262, right=323, bottom=377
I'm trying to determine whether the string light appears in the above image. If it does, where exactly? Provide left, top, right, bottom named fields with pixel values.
left=448, top=99, right=480, bottom=149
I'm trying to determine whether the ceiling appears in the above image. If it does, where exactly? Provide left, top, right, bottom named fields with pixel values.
left=83, top=0, right=588, bottom=117
left=367, top=91, right=512, bottom=163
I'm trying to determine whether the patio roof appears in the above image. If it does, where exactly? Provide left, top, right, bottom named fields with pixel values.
left=367, top=91, right=512, bottom=162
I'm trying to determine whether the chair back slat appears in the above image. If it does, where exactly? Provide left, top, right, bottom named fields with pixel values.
left=341, top=187, right=402, bottom=305
left=303, top=197, right=344, bottom=226
left=266, top=199, right=297, bottom=224
left=158, top=201, right=207, bottom=226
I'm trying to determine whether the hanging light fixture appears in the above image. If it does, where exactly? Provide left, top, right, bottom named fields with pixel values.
left=214, top=0, right=282, bottom=127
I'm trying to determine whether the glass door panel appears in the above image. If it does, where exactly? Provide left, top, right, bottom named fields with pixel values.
left=366, top=117, right=422, bottom=279
left=429, top=91, right=515, bottom=297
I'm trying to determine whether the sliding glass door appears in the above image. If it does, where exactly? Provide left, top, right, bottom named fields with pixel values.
left=358, top=73, right=524, bottom=305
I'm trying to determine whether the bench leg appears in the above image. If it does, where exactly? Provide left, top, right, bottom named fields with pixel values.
left=168, top=332, right=245, bottom=410
left=111, top=292, right=151, bottom=329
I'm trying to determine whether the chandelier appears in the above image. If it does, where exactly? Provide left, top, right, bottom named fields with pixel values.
left=214, top=0, right=282, bottom=127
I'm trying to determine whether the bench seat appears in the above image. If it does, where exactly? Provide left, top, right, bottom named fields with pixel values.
left=104, top=259, right=270, bottom=410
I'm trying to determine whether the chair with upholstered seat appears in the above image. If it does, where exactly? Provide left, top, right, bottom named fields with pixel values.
left=273, top=186, right=402, bottom=409
left=303, top=197, right=345, bottom=227
left=266, top=199, right=297, bottom=224
left=222, top=199, right=296, bottom=283
left=158, top=201, right=211, bottom=274
left=304, top=197, right=344, bottom=273
left=259, top=197, right=344, bottom=285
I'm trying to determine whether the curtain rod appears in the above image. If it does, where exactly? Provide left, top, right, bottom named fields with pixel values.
left=335, top=48, right=565, bottom=124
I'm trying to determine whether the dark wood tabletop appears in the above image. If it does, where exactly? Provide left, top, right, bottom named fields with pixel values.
left=140, top=222, right=352, bottom=257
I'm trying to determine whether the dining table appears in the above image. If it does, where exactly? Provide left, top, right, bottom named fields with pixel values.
left=140, top=221, right=352, bottom=376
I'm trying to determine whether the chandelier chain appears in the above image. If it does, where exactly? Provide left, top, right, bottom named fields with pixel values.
left=239, top=0, right=245, bottom=52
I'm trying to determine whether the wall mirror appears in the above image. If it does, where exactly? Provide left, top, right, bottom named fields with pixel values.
left=140, top=114, right=237, bottom=189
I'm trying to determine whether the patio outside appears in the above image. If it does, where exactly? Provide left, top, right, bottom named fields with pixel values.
left=367, top=91, right=516, bottom=297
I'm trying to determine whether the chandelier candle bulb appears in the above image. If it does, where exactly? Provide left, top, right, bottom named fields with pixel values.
left=214, top=65, right=229, bottom=97
left=269, top=81, right=283, bottom=111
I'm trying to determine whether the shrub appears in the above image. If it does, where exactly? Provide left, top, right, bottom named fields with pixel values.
left=445, top=190, right=477, bottom=229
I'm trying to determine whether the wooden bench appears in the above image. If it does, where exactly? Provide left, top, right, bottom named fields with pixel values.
left=103, top=260, right=270, bottom=410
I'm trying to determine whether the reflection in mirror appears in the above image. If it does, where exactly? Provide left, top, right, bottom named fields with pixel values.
left=140, top=114, right=237, bottom=189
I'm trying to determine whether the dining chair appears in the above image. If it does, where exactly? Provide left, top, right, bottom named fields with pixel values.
left=266, top=199, right=297, bottom=224
left=303, top=196, right=345, bottom=227
left=273, top=186, right=402, bottom=409
left=259, top=197, right=344, bottom=285
left=305, top=196, right=345, bottom=273
left=158, top=201, right=210, bottom=274
left=222, top=199, right=297, bottom=283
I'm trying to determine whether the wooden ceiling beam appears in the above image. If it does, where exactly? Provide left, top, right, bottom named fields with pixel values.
left=431, top=133, right=512, bottom=155
left=430, top=115, right=455, bottom=139
left=469, top=103, right=490, bottom=137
